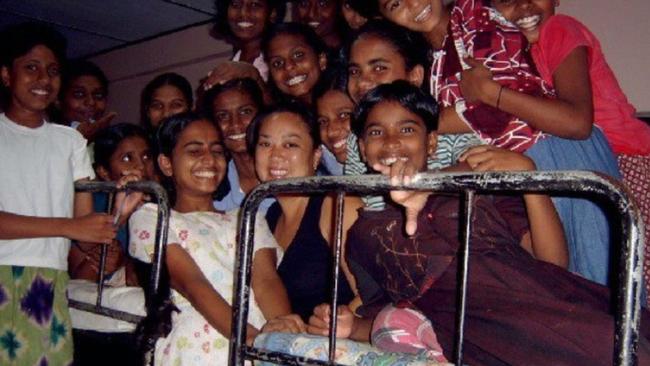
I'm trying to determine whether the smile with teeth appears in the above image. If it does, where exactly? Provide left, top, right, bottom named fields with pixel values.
left=269, top=168, right=288, bottom=178
left=193, top=170, right=217, bottom=179
left=380, top=156, right=408, bottom=166
left=237, top=21, right=253, bottom=28
left=31, top=88, right=50, bottom=96
left=414, top=4, right=431, bottom=22
left=332, top=139, right=347, bottom=150
left=287, top=75, right=307, bottom=86
left=308, top=21, right=320, bottom=28
left=228, top=133, right=246, bottom=141
left=516, top=15, right=541, bottom=30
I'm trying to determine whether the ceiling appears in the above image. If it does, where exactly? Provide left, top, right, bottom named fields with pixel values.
left=0, top=0, right=216, bottom=59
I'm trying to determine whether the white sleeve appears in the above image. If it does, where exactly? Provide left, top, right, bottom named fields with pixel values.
left=129, top=203, right=180, bottom=263
left=71, top=132, right=95, bottom=181
left=252, top=212, right=281, bottom=253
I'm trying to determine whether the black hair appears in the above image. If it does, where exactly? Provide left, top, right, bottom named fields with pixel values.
left=0, top=22, right=67, bottom=68
left=246, top=101, right=321, bottom=154
left=0, top=22, right=67, bottom=109
left=344, top=0, right=371, bottom=15
left=201, top=77, right=264, bottom=122
left=213, top=0, right=287, bottom=44
left=61, top=60, right=109, bottom=96
left=261, top=22, right=328, bottom=102
left=93, top=123, right=150, bottom=173
left=353, top=80, right=439, bottom=136
left=311, top=64, right=349, bottom=103
left=344, top=19, right=430, bottom=75
left=141, top=73, right=193, bottom=130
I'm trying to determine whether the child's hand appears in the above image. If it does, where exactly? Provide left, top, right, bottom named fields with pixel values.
left=262, top=314, right=307, bottom=334
left=76, top=111, right=117, bottom=142
left=459, top=57, right=497, bottom=104
left=112, top=173, right=145, bottom=226
left=459, top=145, right=536, bottom=171
left=74, top=241, right=125, bottom=276
left=373, top=159, right=429, bottom=236
left=67, top=213, right=117, bottom=244
left=307, top=304, right=355, bottom=338
left=203, top=61, right=262, bottom=91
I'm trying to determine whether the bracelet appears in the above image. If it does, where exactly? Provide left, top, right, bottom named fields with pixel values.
left=496, top=85, right=505, bottom=110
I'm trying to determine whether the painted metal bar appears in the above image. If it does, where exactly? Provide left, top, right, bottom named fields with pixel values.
left=328, top=192, right=346, bottom=362
left=72, top=181, right=169, bottom=323
left=229, top=171, right=643, bottom=366
left=454, top=190, right=474, bottom=366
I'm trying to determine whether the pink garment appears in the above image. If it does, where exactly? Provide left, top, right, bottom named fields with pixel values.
left=432, top=0, right=554, bottom=152
left=371, top=304, right=447, bottom=363
left=531, top=14, right=650, bottom=155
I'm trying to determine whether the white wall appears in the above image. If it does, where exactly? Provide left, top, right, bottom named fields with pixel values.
left=559, top=0, right=650, bottom=113
left=89, top=23, right=231, bottom=124
left=91, top=0, right=650, bottom=123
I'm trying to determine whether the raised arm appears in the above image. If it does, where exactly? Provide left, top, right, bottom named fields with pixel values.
left=460, top=145, right=568, bottom=267
left=459, top=49, right=593, bottom=139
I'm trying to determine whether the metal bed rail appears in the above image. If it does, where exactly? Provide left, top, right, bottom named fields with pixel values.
left=72, top=180, right=170, bottom=324
left=229, top=171, right=644, bottom=366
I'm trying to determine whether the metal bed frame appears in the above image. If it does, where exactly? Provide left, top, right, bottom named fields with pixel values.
left=70, top=180, right=170, bottom=325
left=229, top=171, right=645, bottom=366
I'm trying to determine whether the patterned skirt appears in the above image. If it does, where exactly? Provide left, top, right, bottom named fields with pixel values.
left=618, top=154, right=650, bottom=306
left=0, top=266, right=73, bottom=366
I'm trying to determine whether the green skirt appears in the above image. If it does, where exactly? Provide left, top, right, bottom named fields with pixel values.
left=0, top=265, right=73, bottom=366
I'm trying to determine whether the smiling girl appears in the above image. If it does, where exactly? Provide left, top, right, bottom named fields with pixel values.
left=130, top=113, right=294, bottom=364
left=213, top=0, right=285, bottom=82
left=262, top=22, right=328, bottom=105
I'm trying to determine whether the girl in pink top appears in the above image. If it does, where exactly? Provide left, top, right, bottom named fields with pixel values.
left=465, top=0, right=650, bottom=303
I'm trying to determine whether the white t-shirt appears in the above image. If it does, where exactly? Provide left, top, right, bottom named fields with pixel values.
left=0, top=113, right=95, bottom=270
left=232, top=50, right=269, bottom=82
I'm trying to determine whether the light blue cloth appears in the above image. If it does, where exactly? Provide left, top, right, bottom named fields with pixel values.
left=213, top=160, right=275, bottom=213
left=525, top=128, right=621, bottom=286
left=319, top=145, right=343, bottom=176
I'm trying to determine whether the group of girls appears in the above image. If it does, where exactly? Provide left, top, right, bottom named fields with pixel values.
left=4, top=0, right=649, bottom=365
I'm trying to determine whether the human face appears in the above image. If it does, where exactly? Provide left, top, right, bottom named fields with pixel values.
left=267, top=33, right=326, bottom=102
left=97, top=136, right=152, bottom=182
left=147, top=85, right=190, bottom=129
left=492, top=0, right=557, bottom=44
left=227, top=0, right=272, bottom=42
left=1, top=45, right=61, bottom=122
left=293, top=0, right=339, bottom=39
left=62, top=75, right=107, bottom=124
left=378, top=0, right=446, bottom=33
left=316, top=90, right=353, bottom=163
left=212, top=88, right=259, bottom=154
left=254, top=112, right=322, bottom=182
left=358, top=100, right=436, bottom=173
left=342, top=1, right=368, bottom=30
left=347, top=35, right=422, bottom=103
left=161, top=119, right=227, bottom=200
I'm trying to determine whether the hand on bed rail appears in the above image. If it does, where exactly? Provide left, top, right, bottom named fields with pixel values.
left=112, top=173, right=146, bottom=226
left=307, top=304, right=356, bottom=339
left=372, top=160, right=429, bottom=236
left=459, top=145, right=536, bottom=171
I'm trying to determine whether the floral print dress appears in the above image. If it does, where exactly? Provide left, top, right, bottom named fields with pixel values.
left=129, top=203, right=278, bottom=365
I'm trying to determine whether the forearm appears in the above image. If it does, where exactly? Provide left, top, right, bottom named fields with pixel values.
left=251, top=249, right=292, bottom=320
left=523, top=193, right=568, bottom=268
left=480, top=81, right=592, bottom=139
left=348, top=315, right=372, bottom=342
left=0, top=211, right=72, bottom=240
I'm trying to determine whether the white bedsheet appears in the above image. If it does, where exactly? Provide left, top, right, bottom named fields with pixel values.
left=67, top=279, right=146, bottom=332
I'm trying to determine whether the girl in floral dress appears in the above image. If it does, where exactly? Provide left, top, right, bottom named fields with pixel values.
left=129, top=112, right=296, bottom=365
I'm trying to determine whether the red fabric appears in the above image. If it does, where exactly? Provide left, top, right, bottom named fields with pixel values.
left=532, top=14, right=650, bottom=155
left=432, top=0, right=553, bottom=152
